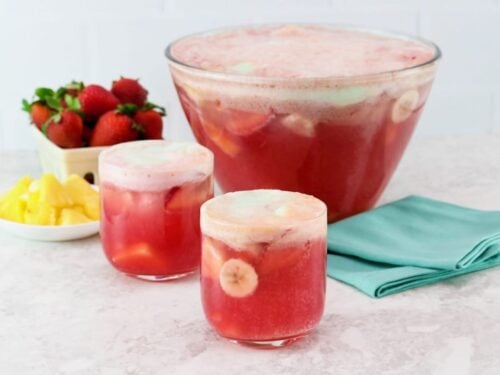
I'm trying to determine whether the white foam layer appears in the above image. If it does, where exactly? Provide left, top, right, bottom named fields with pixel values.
left=201, top=189, right=327, bottom=250
left=99, top=140, right=213, bottom=191
left=169, top=26, right=439, bottom=123
left=171, top=25, right=436, bottom=78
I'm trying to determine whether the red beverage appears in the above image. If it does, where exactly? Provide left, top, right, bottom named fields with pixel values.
left=200, top=190, right=327, bottom=347
left=167, top=25, right=441, bottom=221
left=99, top=140, right=213, bottom=281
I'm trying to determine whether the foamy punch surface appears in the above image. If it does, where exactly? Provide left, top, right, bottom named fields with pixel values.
left=171, top=25, right=435, bottom=78
left=99, top=140, right=213, bottom=191
left=201, top=190, right=327, bottom=250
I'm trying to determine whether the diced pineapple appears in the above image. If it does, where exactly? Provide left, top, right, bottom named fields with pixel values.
left=73, top=205, right=86, bottom=215
left=1, top=176, right=32, bottom=203
left=25, top=189, right=40, bottom=212
left=24, top=202, right=58, bottom=226
left=39, top=174, right=73, bottom=208
left=1, top=174, right=100, bottom=226
left=58, top=208, right=92, bottom=225
left=203, top=121, right=240, bottom=156
left=1, top=199, right=26, bottom=223
left=83, top=197, right=100, bottom=221
left=0, top=176, right=33, bottom=223
left=63, top=175, right=98, bottom=205
left=63, top=175, right=100, bottom=221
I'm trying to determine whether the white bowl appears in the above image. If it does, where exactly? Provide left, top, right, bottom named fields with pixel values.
left=31, top=127, right=107, bottom=184
left=0, top=217, right=99, bottom=241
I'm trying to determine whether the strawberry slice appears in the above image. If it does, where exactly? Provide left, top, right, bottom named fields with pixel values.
left=165, top=177, right=213, bottom=211
left=224, top=109, right=272, bottom=136
left=201, top=236, right=227, bottom=280
left=111, top=242, right=168, bottom=275
left=258, top=245, right=308, bottom=275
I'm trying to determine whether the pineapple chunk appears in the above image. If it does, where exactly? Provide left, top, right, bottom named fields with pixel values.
left=63, top=175, right=100, bottom=220
left=1, top=174, right=100, bottom=226
left=1, top=176, right=32, bottom=203
left=63, top=175, right=97, bottom=205
left=39, top=174, right=73, bottom=208
left=82, top=197, right=100, bottom=221
left=24, top=202, right=58, bottom=226
left=1, top=199, right=26, bottom=223
left=0, top=176, right=32, bottom=223
left=58, top=208, right=92, bottom=225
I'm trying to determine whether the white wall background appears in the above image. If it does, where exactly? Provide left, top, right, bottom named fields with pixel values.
left=0, top=0, right=499, bottom=151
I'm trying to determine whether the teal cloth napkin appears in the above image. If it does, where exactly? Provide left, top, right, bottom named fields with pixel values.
left=327, top=196, right=500, bottom=298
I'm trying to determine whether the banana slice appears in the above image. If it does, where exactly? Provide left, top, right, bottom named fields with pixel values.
left=391, top=90, right=420, bottom=123
left=281, top=113, right=316, bottom=137
left=219, top=259, right=258, bottom=298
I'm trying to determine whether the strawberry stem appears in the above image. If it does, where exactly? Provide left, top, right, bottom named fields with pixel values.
left=64, top=94, right=81, bottom=111
left=143, top=101, right=166, bottom=116
left=117, top=103, right=139, bottom=116
left=65, top=80, right=84, bottom=91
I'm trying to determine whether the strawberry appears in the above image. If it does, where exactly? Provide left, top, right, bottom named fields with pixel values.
left=78, top=84, right=119, bottom=122
left=28, top=102, right=53, bottom=130
left=111, top=78, right=148, bottom=107
left=134, top=109, right=164, bottom=139
left=90, top=105, right=142, bottom=147
left=22, top=87, right=60, bottom=128
left=43, top=110, right=84, bottom=148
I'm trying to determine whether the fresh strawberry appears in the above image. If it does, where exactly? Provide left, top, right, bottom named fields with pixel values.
left=43, top=110, right=83, bottom=148
left=90, top=105, right=142, bottom=147
left=134, top=109, right=164, bottom=139
left=78, top=84, right=119, bottom=122
left=28, top=102, right=53, bottom=129
left=111, top=78, right=148, bottom=107
left=22, top=87, right=61, bottom=128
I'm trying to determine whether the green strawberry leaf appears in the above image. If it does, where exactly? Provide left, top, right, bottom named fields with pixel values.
left=143, top=101, right=166, bottom=116
left=117, top=103, right=139, bottom=116
left=22, top=99, right=32, bottom=113
left=35, top=87, right=55, bottom=102
left=45, top=96, right=62, bottom=111
left=55, top=87, right=67, bottom=99
left=65, top=94, right=81, bottom=111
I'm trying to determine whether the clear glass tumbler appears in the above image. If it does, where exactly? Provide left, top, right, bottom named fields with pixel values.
left=99, top=140, right=213, bottom=281
left=200, top=189, right=327, bottom=347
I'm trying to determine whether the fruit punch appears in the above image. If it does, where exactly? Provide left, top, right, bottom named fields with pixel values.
left=167, top=25, right=441, bottom=221
left=99, top=140, right=213, bottom=281
left=200, top=190, right=327, bottom=347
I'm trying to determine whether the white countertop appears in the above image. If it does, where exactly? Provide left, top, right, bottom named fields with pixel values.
left=1, top=135, right=500, bottom=375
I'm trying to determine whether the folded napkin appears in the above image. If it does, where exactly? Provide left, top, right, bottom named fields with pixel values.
left=327, top=196, right=500, bottom=298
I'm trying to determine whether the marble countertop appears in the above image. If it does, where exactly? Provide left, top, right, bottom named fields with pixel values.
left=1, top=135, right=500, bottom=375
